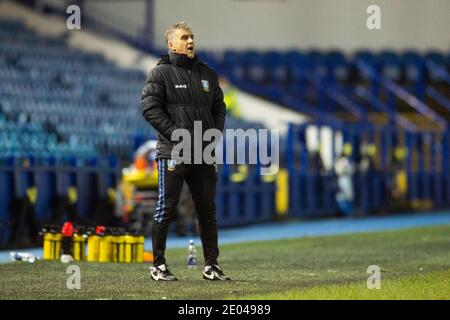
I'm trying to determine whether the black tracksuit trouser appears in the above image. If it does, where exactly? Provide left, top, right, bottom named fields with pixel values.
left=152, top=158, right=219, bottom=267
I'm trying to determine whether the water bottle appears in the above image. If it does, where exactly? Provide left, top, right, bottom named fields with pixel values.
left=187, top=239, right=197, bottom=269
left=10, top=252, right=36, bottom=263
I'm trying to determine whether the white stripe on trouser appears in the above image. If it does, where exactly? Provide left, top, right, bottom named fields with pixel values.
left=154, top=159, right=165, bottom=223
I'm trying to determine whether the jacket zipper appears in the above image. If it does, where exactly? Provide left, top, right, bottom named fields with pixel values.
left=187, top=68, right=195, bottom=103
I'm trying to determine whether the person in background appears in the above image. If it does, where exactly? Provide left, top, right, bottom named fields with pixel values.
left=359, top=143, right=379, bottom=213
left=334, top=143, right=355, bottom=216
left=386, top=146, right=408, bottom=212
left=219, top=76, right=242, bottom=119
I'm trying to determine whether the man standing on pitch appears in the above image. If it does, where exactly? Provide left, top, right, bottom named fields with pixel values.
left=141, top=22, right=230, bottom=281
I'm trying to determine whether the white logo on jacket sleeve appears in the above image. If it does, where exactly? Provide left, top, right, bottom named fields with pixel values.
left=201, top=80, right=209, bottom=92
left=175, top=84, right=187, bottom=89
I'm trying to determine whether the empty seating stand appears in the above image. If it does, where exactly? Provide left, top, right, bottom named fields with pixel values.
left=0, top=18, right=276, bottom=246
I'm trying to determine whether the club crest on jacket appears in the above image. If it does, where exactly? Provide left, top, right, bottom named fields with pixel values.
left=201, top=80, right=209, bottom=92
left=168, top=159, right=176, bottom=171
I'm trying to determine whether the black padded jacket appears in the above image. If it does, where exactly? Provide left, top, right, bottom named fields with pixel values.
left=141, top=51, right=226, bottom=160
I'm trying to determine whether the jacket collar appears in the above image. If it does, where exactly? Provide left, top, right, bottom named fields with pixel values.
left=158, top=51, right=198, bottom=69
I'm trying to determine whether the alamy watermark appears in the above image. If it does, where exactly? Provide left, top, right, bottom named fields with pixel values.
left=66, top=5, right=81, bottom=30
left=366, top=265, right=381, bottom=289
left=170, top=121, right=279, bottom=175
left=66, top=265, right=81, bottom=290
left=366, top=5, right=381, bottom=30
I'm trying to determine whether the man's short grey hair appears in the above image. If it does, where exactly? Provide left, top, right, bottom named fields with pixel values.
left=165, top=22, right=192, bottom=43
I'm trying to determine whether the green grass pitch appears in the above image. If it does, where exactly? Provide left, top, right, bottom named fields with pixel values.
left=0, top=225, right=449, bottom=300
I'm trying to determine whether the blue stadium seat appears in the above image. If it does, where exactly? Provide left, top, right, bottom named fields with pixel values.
left=243, top=50, right=267, bottom=84
left=197, top=51, right=222, bottom=73
left=401, top=51, right=425, bottom=83
left=306, top=50, right=327, bottom=79
left=325, top=50, right=351, bottom=82
left=378, top=50, right=402, bottom=81
left=354, top=50, right=377, bottom=80
left=424, top=51, right=448, bottom=82
left=446, top=53, right=450, bottom=71
left=223, top=50, right=246, bottom=84
left=425, top=51, right=446, bottom=67
left=262, top=51, right=288, bottom=84
left=285, top=50, right=310, bottom=84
